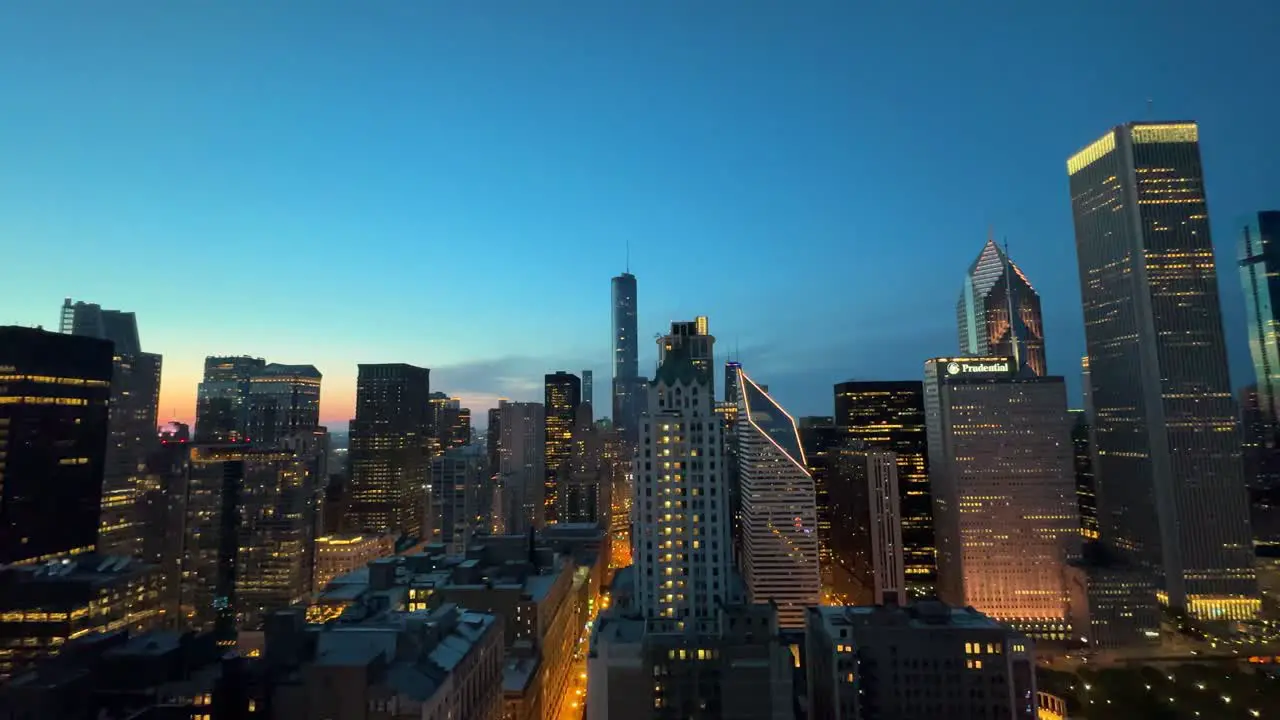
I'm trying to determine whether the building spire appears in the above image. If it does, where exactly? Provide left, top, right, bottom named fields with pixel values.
left=625, top=238, right=630, bottom=274
left=1003, top=236, right=1021, bottom=371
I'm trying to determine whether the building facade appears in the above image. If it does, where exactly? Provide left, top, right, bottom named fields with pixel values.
left=956, top=235, right=1047, bottom=376
left=313, top=533, right=396, bottom=590
left=734, top=366, right=821, bottom=629
left=345, top=364, right=432, bottom=537
left=1070, top=409, right=1099, bottom=541
left=830, top=447, right=907, bottom=606
left=498, top=400, right=546, bottom=534
left=1068, top=121, right=1257, bottom=618
left=0, top=327, right=113, bottom=566
left=833, top=381, right=937, bottom=599
left=544, top=371, right=582, bottom=526
left=195, top=355, right=266, bottom=443
left=246, top=363, right=322, bottom=446
left=1241, top=210, right=1280, bottom=445
left=657, top=317, right=714, bottom=394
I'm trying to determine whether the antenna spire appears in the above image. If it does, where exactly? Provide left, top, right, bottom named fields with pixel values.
left=1002, top=235, right=1021, bottom=371
left=1147, top=97, right=1154, bottom=118
left=625, top=238, right=630, bottom=274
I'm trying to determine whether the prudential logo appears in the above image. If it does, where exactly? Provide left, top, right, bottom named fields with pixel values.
left=946, top=362, right=962, bottom=375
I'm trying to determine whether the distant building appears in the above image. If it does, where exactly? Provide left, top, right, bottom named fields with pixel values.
left=246, top=363, right=323, bottom=446
left=499, top=400, right=546, bottom=534
left=956, top=234, right=1047, bottom=376
left=313, top=534, right=396, bottom=590
left=735, top=366, right=821, bottom=629
left=1241, top=210, right=1280, bottom=445
left=556, top=404, right=614, bottom=526
left=487, top=406, right=502, bottom=479
left=1070, top=409, right=1099, bottom=541
left=428, top=447, right=485, bottom=553
left=544, top=371, right=582, bottom=526
left=831, top=446, right=906, bottom=606
left=345, top=364, right=432, bottom=536
left=657, top=316, right=714, bottom=393
left=0, top=326, right=113, bottom=566
left=806, top=602, right=1037, bottom=720
left=0, top=555, right=163, bottom=681
left=1065, top=543, right=1160, bottom=649
left=611, top=272, right=645, bottom=444
left=833, top=381, right=937, bottom=599
left=798, top=419, right=842, bottom=596
left=925, top=357, right=1079, bottom=639
left=582, top=369, right=594, bottom=416
left=195, top=355, right=265, bottom=443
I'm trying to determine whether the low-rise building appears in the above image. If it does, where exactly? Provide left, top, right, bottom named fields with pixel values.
left=314, top=533, right=397, bottom=590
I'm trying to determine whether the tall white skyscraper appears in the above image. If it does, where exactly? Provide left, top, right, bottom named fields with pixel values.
left=924, top=356, right=1080, bottom=639
left=633, top=346, right=733, bottom=633
left=734, top=366, right=821, bottom=629
left=498, top=400, right=545, bottom=534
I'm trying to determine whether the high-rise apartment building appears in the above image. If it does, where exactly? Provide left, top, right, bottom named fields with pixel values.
left=498, top=400, right=546, bottom=534
left=0, top=327, right=113, bottom=565
left=544, top=371, right=581, bottom=526
left=1068, top=121, right=1257, bottom=618
left=195, top=356, right=266, bottom=442
left=925, top=357, right=1079, bottom=638
left=658, top=316, right=714, bottom=394
left=245, top=363, right=322, bottom=446
left=734, top=366, right=821, bottom=629
left=61, top=299, right=164, bottom=559
left=833, top=381, right=937, bottom=598
left=956, top=235, right=1047, bottom=376
left=611, top=272, right=645, bottom=444
left=344, top=364, right=432, bottom=537
left=633, top=351, right=733, bottom=630
left=1241, top=210, right=1280, bottom=445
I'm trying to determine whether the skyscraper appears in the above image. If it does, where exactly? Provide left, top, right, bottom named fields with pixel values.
left=1070, top=409, right=1099, bottom=541
left=498, top=400, right=545, bottom=533
left=543, top=371, right=581, bottom=525
left=1241, top=210, right=1280, bottom=444
left=734, top=366, right=821, bottom=629
left=556, top=403, right=612, bottom=526
left=658, top=317, right=714, bottom=394
left=797, top=418, right=841, bottom=596
left=61, top=299, right=163, bottom=559
left=830, top=447, right=907, bottom=606
left=344, top=364, right=432, bottom=537
left=634, top=349, right=733, bottom=630
left=956, top=234, right=1047, bottom=376
left=195, top=356, right=266, bottom=443
left=0, top=327, right=113, bottom=565
left=924, top=356, right=1079, bottom=638
left=246, top=363, right=322, bottom=446
left=833, top=381, right=937, bottom=598
left=581, top=369, right=593, bottom=415
left=610, top=272, right=645, bottom=443
left=1068, top=121, right=1257, bottom=618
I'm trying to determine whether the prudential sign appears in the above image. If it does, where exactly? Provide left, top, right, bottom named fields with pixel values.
left=946, top=361, right=1011, bottom=376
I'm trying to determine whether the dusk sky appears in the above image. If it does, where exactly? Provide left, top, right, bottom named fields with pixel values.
left=3, top=1, right=1278, bottom=430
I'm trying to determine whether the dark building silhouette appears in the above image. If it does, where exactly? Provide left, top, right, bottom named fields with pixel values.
left=195, top=355, right=265, bottom=443
left=1068, top=121, right=1256, bottom=618
left=544, top=371, right=582, bottom=525
left=1070, top=410, right=1098, bottom=541
left=610, top=272, right=645, bottom=444
left=345, top=364, right=432, bottom=536
left=798, top=417, right=841, bottom=595
left=833, top=381, right=936, bottom=599
left=956, top=235, right=1047, bottom=376
left=0, top=327, right=113, bottom=566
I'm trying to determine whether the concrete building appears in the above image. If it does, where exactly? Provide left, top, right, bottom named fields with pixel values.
left=806, top=602, right=1037, bottom=720
left=428, top=446, right=486, bottom=554
left=314, top=534, right=397, bottom=590
left=0, top=555, right=164, bottom=682
left=925, top=357, right=1080, bottom=640
left=498, top=400, right=546, bottom=534
left=734, top=366, right=821, bottom=629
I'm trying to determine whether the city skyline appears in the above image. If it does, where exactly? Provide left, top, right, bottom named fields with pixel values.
left=3, top=3, right=1279, bottom=429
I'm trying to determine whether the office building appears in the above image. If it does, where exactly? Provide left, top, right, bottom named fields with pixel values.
left=61, top=299, right=164, bottom=560
left=544, top=371, right=582, bottom=525
left=1242, top=210, right=1280, bottom=445
left=734, top=366, right=821, bottom=629
left=582, top=369, right=594, bottom=414
left=313, top=533, right=396, bottom=589
left=0, top=327, right=113, bottom=566
left=428, top=447, right=485, bottom=553
left=487, top=406, right=502, bottom=476
left=634, top=350, right=734, bottom=629
left=833, top=381, right=937, bottom=598
left=1070, top=409, right=1099, bottom=541
left=345, top=364, right=432, bottom=537
left=195, top=355, right=265, bottom=442
left=245, top=363, right=322, bottom=446
left=146, top=422, right=193, bottom=622
left=1068, top=121, right=1257, bottom=618
left=498, top=400, right=545, bottom=533
left=806, top=603, right=1037, bottom=720
left=925, top=357, right=1079, bottom=638
left=830, top=446, right=907, bottom=606
left=956, top=234, right=1047, bottom=376
left=1064, top=543, right=1160, bottom=649
left=556, top=404, right=613, bottom=525
left=657, top=316, right=714, bottom=393
left=799, top=418, right=841, bottom=596
left=611, top=272, right=645, bottom=444
left=0, top=555, right=163, bottom=682
left=181, top=441, right=320, bottom=642
left=268, top=604, right=505, bottom=720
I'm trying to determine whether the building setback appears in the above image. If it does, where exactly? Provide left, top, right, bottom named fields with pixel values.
left=1067, top=121, right=1256, bottom=618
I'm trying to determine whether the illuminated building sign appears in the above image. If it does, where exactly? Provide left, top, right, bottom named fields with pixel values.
left=943, top=360, right=1013, bottom=377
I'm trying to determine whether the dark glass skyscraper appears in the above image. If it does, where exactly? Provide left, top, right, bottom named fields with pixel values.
left=610, top=272, right=644, bottom=443
left=246, top=363, right=322, bottom=446
left=0, top=327, right=113, bottom=565
left=833, top=381, right=936, bottom=599
left=1068, top=121, right=1256, bottom=619
left=345, top=364, right=432, bottom=536
left=195, top=356, right=266, bottom=442
left=61, top=299, right=163, bottom=559
left=1070, top=409, right=1098, bottom=541
left=957, top=236, right=1047, bottom=376
left=544, top=370, right=581, bottom=525
left=1241, top=211, right=1280, bottom=445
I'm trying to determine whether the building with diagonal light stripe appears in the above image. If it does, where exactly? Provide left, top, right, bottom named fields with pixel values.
left=734, top=366, right=820, bottom=629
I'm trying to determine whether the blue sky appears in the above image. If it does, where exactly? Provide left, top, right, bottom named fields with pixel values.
left=2, top=1, right=1277, bottom=428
